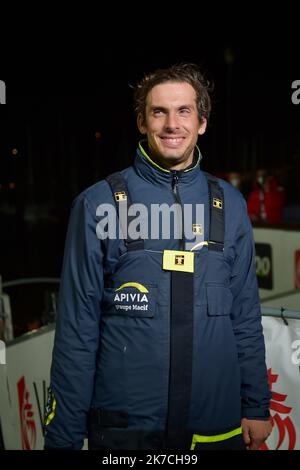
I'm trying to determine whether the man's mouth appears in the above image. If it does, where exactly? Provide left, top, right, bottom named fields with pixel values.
left=161, top=137, right=185, bottom=148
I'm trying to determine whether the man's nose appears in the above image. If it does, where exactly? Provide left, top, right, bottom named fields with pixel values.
left=164, top=112, right=179, bottom=130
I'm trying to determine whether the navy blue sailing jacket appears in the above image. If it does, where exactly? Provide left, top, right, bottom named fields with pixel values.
left=44, top=143, right=271, bottom=449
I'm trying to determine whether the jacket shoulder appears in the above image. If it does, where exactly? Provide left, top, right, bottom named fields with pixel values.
left=72, top=166, right=134, bottom=210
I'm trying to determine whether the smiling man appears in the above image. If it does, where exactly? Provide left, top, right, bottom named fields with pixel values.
left=137, top=81, right=206, bottom=170
left=45, top=64, right=272, bottom=451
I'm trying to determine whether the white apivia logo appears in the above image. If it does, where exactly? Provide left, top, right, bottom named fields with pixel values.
left=0, top=340, right=6, bottom=364
left=0, top=80, right=6, bottom=104
left=114, top=293, right=148, bottom=303
left=291, top=80, right=300, bottom=105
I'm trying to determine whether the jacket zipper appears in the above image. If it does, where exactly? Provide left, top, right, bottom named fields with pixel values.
left=171, top=171, right=185, bottom=250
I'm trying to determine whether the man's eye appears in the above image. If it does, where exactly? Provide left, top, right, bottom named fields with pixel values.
left=179, top=108, right=190, bottom=114
left=153, top=109, right=163, bottom=115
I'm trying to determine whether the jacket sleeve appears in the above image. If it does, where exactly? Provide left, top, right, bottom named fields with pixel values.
left=229, top=197, right=271, bottom=420
left=44, top=193, right=104, bottom=449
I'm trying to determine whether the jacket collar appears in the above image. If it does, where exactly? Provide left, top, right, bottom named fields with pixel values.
left=134, top=140, right=203, bottom=188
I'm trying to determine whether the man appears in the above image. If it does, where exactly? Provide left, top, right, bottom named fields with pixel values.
left=247, top=169, right=285, bottom=224
left=44, top=63, right=272, bottom=451
left=227, top=171, right=242, bottom=191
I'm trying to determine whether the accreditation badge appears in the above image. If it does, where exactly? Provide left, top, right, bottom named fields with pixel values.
left=163, top=250, right=194, bottom=273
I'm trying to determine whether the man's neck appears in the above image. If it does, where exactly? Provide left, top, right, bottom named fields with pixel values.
left=151, top=153, right=197, bottom=172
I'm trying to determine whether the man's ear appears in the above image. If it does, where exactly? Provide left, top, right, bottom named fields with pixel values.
left=137, top=113, right=147, bottom=134
left=198, top=118, right=207, bottom=136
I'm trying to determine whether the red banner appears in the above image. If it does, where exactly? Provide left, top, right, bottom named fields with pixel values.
left=17, top=376, right=37, bottom=450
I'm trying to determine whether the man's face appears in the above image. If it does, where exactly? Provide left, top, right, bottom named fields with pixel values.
left=137, top=81, right=207, bottom=170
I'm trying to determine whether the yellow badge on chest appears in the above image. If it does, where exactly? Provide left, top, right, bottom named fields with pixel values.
left=163, top=250, right=194, bottom=273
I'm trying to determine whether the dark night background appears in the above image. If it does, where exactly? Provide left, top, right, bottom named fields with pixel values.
left=0, top=26, right=299, bottom=335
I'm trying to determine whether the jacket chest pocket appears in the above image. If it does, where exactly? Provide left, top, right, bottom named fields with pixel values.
left=101, top=284, right=157, bottom=318
left=205, top=283, right=233, bottom=316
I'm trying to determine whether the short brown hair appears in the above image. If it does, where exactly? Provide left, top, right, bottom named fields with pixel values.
left=133, top=63, right=213, bottom=124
